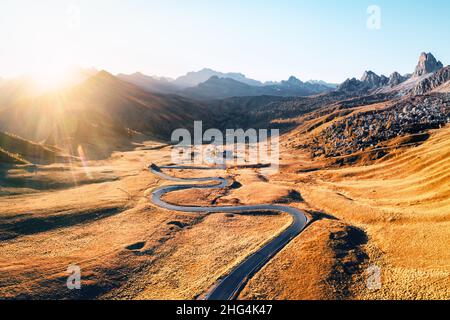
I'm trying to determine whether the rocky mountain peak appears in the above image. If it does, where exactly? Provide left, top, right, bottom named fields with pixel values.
left=388, top=72, right=407, bottom=87
left=361, top=70, right=378, bottom=81
left=285, top=76, right=303, bottom=86
left=360, top=71, right=388, bottom=88
left=338, top=78, right=363, bottom=92
left=413, top=52, right=443, bottom=77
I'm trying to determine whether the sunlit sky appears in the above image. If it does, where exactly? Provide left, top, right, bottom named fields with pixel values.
left=1, top=0, right=449, bottom=83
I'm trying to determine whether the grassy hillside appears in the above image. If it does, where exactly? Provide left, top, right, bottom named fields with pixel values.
left=283, top=93, right=449, bottom=163
left=1, top=72, right=212, bottom=139
left=304, top=126, right=450, bottom=299
left=0, top=131, right=59, bottom=165
left=0, top=71, right=217, bottom=159
left=0, top=147, right=29, bottom=165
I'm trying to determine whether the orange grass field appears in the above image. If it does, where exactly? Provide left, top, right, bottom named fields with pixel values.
left=1, top=126, right=448, bottom=299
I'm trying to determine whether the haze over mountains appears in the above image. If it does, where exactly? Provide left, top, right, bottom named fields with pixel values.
left=118, top=68, right=337, bottom=100
left=116, top=54, right=448, bottom=100
left=0, top=67, right=98, bottom=107
left=0, top=51, right=448, bottom=163
left=0, top=71, right=212, bottom=159
left=116, top=72, right=181, bottom=94
left=181, top=75, right=335, bottom=100
left=173, top=68, right=263, bottom=87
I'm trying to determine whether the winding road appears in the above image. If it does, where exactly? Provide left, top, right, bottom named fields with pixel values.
left=149, top=164, right=308, bottom=300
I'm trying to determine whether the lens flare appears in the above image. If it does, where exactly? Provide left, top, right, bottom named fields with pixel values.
left=77, top=145, right=92, bottom=179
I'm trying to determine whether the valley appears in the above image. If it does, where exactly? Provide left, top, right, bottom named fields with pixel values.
left=0, top=52, right=449, bottom=300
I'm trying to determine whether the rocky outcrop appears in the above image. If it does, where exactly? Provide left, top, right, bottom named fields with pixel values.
left=380, top=75, right=389, bottom=86
left=361, top=71, right=388, bottom=88
left=306, top=95, right=450, bottom=158
left=413, top=52, right=443, bottom=77
left=339, top=71, right=388, bottom=92
left=338, top=78, right=365, bottom=92
left=339, top=52, right=445, bottom=94
left=388, top=72, right=407, bottom=87
left=281, top=76, right=304, bottom=87
left=413, top=66, right=450, bottom=95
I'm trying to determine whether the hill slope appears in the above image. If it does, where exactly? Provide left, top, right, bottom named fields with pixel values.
left=0, top=131, right=60, bottom=164
left=117, top=72, right=181, bottom=94
left=0, top=71, right=214, bottom=158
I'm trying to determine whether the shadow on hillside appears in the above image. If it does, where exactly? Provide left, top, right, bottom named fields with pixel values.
left=307, top=210, right=339, bottom=221
left=0, top=174, right=119, bottom=192
left=0, top=207, right=123, bottom=241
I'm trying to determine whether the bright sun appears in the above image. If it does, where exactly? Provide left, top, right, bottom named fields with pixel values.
left=25, top=31, right=81, bottom=92
left=29, top=58, right=75, bottom=92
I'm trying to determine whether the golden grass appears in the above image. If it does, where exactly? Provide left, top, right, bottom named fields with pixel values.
left=1, top=124, right=448, bottom=300
left=239, top=219, right=368, bottom=300
left=0, top=131, right=58, bottom=164
left=0, top=147, right=29, bottom=165
left=0, top=145, right=292, bottom=299
left=162, top=168, right=296, bottom=207
left=285, top=126, right=450, bottom=299
left=110, top=212, right=291, bottom=300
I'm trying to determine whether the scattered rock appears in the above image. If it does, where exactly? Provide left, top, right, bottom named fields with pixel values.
left=305, top=95, right=450, bottom=158
left=413, top=66, right=450, bottom=95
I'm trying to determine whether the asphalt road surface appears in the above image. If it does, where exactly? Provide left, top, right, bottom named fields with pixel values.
left=149, top=164, right=308, bottom=300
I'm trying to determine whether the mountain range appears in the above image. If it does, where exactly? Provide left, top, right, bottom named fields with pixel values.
left=338, top=52, right=449, bottom=95
left=172, top=68, right=263, bottom=87
left=117, top=68, right=337, bottom=100
left=0, top=51, right=448, bottom=162
left=0, top=43, right=449, bottom=302
left=181, top=75, right=334, bottom=100
left=0, top=71, right=213, bottom=159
